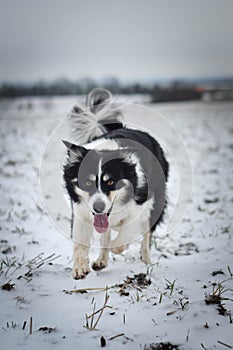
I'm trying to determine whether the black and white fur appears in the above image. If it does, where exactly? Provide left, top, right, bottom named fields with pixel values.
left=63, top=89, right=169, bottom=279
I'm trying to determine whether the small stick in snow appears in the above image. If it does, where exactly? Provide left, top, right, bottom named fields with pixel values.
left=87, top=305, right=112, bottom=319
left=217, top=340, right=233, bottom=349
left=186, top=329, right=190, bottom=342
left=109, top=333, right=125, bottom=341
left=68, top=287, right=107, bottom=294
left=90, top=302, right=96, bottom=329
left=227, top=265, right=233, bottom=279
left=22, top=321, right=27, bottom=330
left=29, top=317, right=33, bottom=335
left=166, top=310, right=177, bottom=316
left=65, top=283, right=122, bottom=295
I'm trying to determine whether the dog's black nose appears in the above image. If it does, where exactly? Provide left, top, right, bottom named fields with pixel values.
left=93, top=200, right=106, bottom=213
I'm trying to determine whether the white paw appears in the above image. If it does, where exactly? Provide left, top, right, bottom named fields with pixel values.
left=72, top=261, right=90, bottom=279
left=92, top=258, right=108, bottom=271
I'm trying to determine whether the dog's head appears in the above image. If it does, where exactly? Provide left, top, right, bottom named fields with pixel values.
left=63, top=141, right=144, bottom=233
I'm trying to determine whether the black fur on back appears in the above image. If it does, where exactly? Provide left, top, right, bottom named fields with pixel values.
left=103, top=126, right=169, bottom=232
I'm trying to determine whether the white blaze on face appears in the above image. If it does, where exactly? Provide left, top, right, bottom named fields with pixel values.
left=98, top=158, right=102, bottom=192
left=90, top=158, right=111, bottom=234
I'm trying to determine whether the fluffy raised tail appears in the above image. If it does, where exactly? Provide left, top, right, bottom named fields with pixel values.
left=69, top=88, right=123, bottom=144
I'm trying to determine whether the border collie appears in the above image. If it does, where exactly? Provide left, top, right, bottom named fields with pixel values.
left=63, top=89, right=168, bottom=279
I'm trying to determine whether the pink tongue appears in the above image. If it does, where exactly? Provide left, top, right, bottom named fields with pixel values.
left=94, top=213, right=109, bottom=234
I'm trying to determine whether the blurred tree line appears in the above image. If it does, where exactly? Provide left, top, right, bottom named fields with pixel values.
left=0, top=77, right=152, bottom=98
left=1, top=77, right=233, bottom=102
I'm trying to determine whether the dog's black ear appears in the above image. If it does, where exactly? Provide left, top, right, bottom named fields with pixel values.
left=62, top=140, right=87, bottom=161
left=62, top=140, right=74, bottom=149
left=86, top=88, right=112, bottom=113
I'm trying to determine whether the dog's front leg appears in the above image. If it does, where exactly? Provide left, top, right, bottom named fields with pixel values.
left=72, top=220, right=92, bottom=280
left=92, top=230, right=111, bottom=271
left=141, top=230, right=152, bottom=265
left=141, top=219, right=152, bottom=265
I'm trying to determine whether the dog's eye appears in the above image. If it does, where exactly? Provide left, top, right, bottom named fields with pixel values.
left=107, top=180, right=114, bottom=186
left=85, top=180, right=92, bottom=187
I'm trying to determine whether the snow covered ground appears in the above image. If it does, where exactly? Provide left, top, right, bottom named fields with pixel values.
left=0, top=96, right=232, bottom=350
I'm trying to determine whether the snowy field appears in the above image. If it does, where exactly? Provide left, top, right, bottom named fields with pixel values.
left=0, top=96, right=233, bottom=350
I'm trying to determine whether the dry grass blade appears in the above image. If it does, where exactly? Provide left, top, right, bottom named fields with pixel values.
left=166, top=310, right=177, bottom=316
left=205, top=279, right=233, bottom=304
left=85, top=289, right=111, bottom=330
left=35, top=253, right=61, bottom=268
left=69, top=287, right=107, bottom=294
left=92, top=292, right=110, bottom=329
left=28, top=253, right=44, bottom=265
left=217, top=340, right=233, bottom=349
left=186, top=329, right=190, bottom=342
left=29, top=317, right=33, bottom=335
left=109, top=333, right=125, bottom=340
left=87, top=305, right=112, bottom=319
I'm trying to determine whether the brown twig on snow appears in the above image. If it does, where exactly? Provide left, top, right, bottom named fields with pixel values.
left=29, top=317, right=33, bottom=335
left=109, top=333, right=125, bottom=341
left=87, top=305, right=112, bottom=319
left=69, top=287, right=107, bottom=294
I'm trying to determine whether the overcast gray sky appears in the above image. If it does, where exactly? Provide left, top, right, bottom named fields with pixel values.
left=0, top=0, right=233, bottom=83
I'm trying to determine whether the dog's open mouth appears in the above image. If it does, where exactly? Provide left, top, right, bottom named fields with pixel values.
left=93, top=213, right=109, bottom=234
left=93, top=205, right=112, bottom=234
